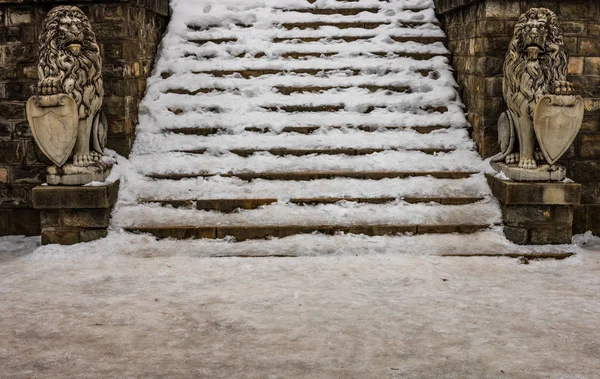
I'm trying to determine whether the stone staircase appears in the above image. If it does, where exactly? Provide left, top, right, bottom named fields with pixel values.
left=112, top=0, right=502, bottom=242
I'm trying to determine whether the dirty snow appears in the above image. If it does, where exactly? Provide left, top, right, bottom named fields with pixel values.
left=0, top=232, right=599, bottom=377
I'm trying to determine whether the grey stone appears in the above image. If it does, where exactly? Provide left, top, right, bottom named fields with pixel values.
left=46, top=162, right=112, bottom=186
left=26, top=6, right=108, bottom=176
left=33, top=180, right=120, bottom=209
left=491, top=162, right=566, bottom=182
left=492, top=7, right=582, bottom=175
left=487, top=174, right=582, bottom=205
left=503, top=226, right=528, bottom=245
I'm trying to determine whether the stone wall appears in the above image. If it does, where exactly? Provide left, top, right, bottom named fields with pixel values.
left=435, top=0, right=600, bottom=235
left=0, top=0, right=169, bottom=236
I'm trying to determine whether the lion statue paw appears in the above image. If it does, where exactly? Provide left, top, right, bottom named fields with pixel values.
left=554, top=81, right=573, bottom=96
left=518, top=158, right=537, bottom=170
left=505, top=153, right=519, bottom=164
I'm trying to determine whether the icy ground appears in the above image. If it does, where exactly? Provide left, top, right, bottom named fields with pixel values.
left=0, top=233, right=599, bottom=378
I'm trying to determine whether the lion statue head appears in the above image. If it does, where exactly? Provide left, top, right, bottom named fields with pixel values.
left=503, top=7, right=568, bottom=119
left=37, top=6, right=103, bottom=121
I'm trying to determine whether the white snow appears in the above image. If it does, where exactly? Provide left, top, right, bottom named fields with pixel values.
left=1, top=231, right=599, bottom=377
left=114, top=0, right=501, bottom=234
left=113, top=199, right=501, bottom=228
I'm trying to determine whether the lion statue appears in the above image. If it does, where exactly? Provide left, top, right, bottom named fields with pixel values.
left=493, top=7, right=572, bottom=169
left=37, top=5, right=107, bottom=167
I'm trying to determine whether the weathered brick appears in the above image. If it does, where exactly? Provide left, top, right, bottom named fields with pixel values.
left=60, top=208, right=111, bottom=228
left=568, top=57, right=584, bottom=75
left=558, top=2, right=594, bottom=20
left=570, top=160, right=600, bottom=181
left=41, top=228, right=81, bottom=245
left=9, top=208, right=40, bottom=236
left=580, top=182, right=600, bottom=204
left=503, top=205, right=554, bottom=226
left=503, top=226, right=528, bottom=245
left=0, top=122, right=12, bottom=139
left=529, top=226, right=572, bottom=245
left=0, top=102, right=25, bottom=119
left=0, top=211, right=10, bottom=236
left=0, top=141, right=25, bottom=164
left=40, top=210, right=60, bottom=228
left=0, top=167, right=9, bottom=183
left=584, top=57, right=600, bottom=76
left=3, top=44, right=35, bottom=64
left=7, top=8, right=32, bottom=25
left=561, top=21, right=586, bottom=35
left=13, top=121, right=31, bottom=138
left=579, top=134, right=600, bottom=158
left=580, top=39, right=600, bottom=57
left=80, top=229, right=108, bottom=242
left=485, top=1, right=521, bottom=20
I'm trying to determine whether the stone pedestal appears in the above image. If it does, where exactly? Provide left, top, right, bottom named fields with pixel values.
left=32, top=180, right=119, bottom=245
left=491, top=162, right=566, bottom=182
left=47, top=162, right=113, bottom=186
left=487, top=175, right=581, bottom=245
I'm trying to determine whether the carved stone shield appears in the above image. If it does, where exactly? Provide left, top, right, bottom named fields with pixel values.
left=26, top=94, right=78, bottom=167
left=533, top=95, right=584, bottom=165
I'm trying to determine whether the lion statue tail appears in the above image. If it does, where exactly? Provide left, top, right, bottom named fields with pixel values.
left=491, top=109, right=516, bottom=163
left=91, top=111, right=108, bottom=155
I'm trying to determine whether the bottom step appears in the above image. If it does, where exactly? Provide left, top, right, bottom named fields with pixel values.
left=125, top=224, right=492, bottom=242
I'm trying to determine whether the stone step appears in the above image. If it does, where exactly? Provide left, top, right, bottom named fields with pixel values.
left=164, top=124, right=450, bottom=136
left=281, top=20, right=438, bottom=30
left=186, top=50, right=448, bottom=61
left=284, top=7, right=380, bottom=15
left=175, top=147, right=454, bottom=157
left=147, top=171, right=477, bottom=181
left=259, top=105, right=449, bottom=113
left=271, top=35, right=446, bottom=44
left=166, top=85, right=414, bottom=96
left=143, top=196, right=485, bottom=212
left=125, top=223, right=491, bottom=241
left=278, top=51, right=448, bottom=60
left=274, top=85, right=412, bottom=94
left=302, top=0, right=430, bottom=11
left=166, top=68, right=435, bottom=79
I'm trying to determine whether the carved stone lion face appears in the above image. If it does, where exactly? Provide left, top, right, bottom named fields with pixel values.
left=515, top=8, right=561, bottom=56
left=42, top=6, right=99, bottom=57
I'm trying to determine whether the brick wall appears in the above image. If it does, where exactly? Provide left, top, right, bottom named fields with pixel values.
left=0, top=0, right=169, bottom=236
left=435, top=0, right=600, bottom=235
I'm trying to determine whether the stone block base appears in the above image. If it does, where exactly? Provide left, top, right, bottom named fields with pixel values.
left=47, top=162, right=113, bottom=186
left=491, top=162, right=566, bottom=182
left=487, top=174, right=581, bottom=245
left=33, top=180, right=119, bottom=245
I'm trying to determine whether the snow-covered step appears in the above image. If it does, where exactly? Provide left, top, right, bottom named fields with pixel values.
left=177, top=68, right=437, bottom=79
left=133, top=150, right=484, bottom=176
left=116, top=200, right=500, bottom=241
left=115, top=0, right=502, bottom=244
left=156, top=56, right=450, bottom=76
left=129, top=174, right=492, bottom=201
left=280, top=20, right=438, bottom=30
left=134, top=129, right=473, bottom=153
left=146, top=171, right=478, bottom=181
left=143, top=196, right=486, bottom=213
left=162, top=124, right=453, bottom=136
left=270, top=35, right=446, bottom=44
left=125, top=223, right=494, bottom=241
left=281, top=7, right=380, bottom=15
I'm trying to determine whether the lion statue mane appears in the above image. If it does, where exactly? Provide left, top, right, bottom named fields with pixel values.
left=493, top=7, right=572, bottom=169
left=37, top=5, right=107, bottom=166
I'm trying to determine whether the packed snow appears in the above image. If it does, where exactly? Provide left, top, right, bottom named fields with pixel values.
left=114, top=0, right=501, bottom=235
left=0, top=232, right=599, bottom=377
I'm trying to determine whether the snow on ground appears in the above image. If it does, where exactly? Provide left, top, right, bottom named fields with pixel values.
left=0, top=232, right=598, bottom=378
